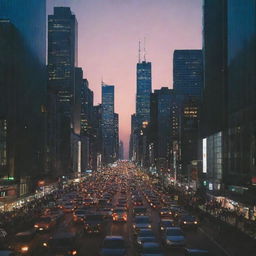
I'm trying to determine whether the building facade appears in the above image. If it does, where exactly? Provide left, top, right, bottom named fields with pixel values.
left=48, top=7, right=78, bottom=177
left=102, top=85, right=115, bottom=164
left=0, top=0, right=47, bottom=195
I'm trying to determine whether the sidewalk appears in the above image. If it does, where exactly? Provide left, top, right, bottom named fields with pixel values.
left=198, top=204, right=256, bottom=239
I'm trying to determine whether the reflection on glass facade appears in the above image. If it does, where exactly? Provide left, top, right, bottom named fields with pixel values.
left=136, top=61, right=152, bottom=126
left=0, top=0, right=46, bottom=65
left=173, top=50, right=203, bottom=97
left=0, top=2, right=47, bottom=182
left=227, top=0, right=256, bottom=185
left=206, top=132, right=223, bottom=190
left=0, top=120, right=7, bottom=169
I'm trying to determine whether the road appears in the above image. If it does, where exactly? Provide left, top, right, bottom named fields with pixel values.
left=4, top=163, right=255, bottom=256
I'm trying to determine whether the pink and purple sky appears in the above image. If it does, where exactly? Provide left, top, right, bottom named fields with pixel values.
left=48, top=0, right=202, bottom=158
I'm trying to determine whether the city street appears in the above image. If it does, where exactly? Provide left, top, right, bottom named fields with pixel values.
left=2, top=163, right=254, bottom=256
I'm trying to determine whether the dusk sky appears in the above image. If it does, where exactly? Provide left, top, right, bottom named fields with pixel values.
left=48, top=0, right=202, bottom=158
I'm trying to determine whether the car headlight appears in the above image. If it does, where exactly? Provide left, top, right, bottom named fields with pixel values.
left=148, top=224, right=151, bottom=228
left=21, top=246, right=29, bottom=252
left=194, top=221, right=198, bottom=224
left=34, top=224, right=38, bottom=228
left=183, top=221, right=187, bottom=224
left=133, top=225, right=136, bottom=229
left=161, top=227, right=164, bottom=230
left=137, top=239, right=142, bottom=244
left=166, top=240, right=172, bottom=245
left=43, top=242, right=47, bottom=247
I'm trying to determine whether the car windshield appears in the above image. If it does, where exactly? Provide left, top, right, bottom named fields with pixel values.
left=103, top=239, right=125, bottom=249
left=143, top=246, right=162, bottom=254
left=136, top=217, right=149, bottom=223
left=86, top=215, right=104, bottom=221
left=139, top=230, right=154, bottom=237
left=38, top=217, right=51, bottom=223
left=166, top=229, right=183, bottom=236
left=183, top=216, right=196, bottom=221
left=162, top=221, right=173, bottom=226
left=134, top=208, right=146, bottom=213
left=75, top=211, right=85, bottom=215
left=49, top=238, right=75, bottom=247
left=15, top=234, right=33, bottom=242
left=114, top=209, right=125, bottom=213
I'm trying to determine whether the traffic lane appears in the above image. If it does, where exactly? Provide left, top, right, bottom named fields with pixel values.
left=111, top=189, right=135, bottom=256
left=137, top=182, right=228, bottom=256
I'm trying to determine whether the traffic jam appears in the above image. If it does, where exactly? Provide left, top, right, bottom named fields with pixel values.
left=0, top=162, right=225, bottom=256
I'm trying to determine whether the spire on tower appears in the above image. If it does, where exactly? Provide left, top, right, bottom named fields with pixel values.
left=138, top=40, right=141, bottom=63
left=143, top=37, right=147, bottom=61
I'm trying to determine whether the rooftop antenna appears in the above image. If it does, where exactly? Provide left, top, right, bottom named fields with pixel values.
left=138, top=40, right=141, bottom=63
left=143, top=37, right=147, bottom=61
left=101, top=76, right=104, bottom=86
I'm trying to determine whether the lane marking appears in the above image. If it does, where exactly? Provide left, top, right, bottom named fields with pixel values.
left=199, top=227, right=232, bottom=256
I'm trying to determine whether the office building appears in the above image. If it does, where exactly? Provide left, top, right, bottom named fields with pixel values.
left=0, top=0, right=47, bottom=195
left=173, top=50, right=203, bottom=97
left=102, top=85, right=115, bottom=164
left=48, top=7, right=78, bottom=176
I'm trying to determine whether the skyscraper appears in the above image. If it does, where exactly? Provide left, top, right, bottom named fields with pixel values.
left=48, top=7, right=78, bottom=176
left=0, top=0, right=47, bottom=194
left=202, top=0, right=227, bottom=191
left=102, top=85, right=115, bottom=164
left=226, top=0, right=256, bottom=187
left=0, top=0, right=46, bottom=65
left=173, top=50, right=203, bottom=97
left=150, top=87, right=174, bottom=169
left=136, top=61, right=152, bottom=126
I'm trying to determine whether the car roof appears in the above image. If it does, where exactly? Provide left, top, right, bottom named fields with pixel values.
left=143, top=242, right=160, bottom=248
left=51, top=232, right=76, bottom=239
left=186, top=249, right=209, bottom=253
left=166, top=227, right=181, bottom=231
left=0, top=251, right=15, bottom=256
left=15, top=230, right=35, bottom=236
left=104, top=236, right=124, bottom=240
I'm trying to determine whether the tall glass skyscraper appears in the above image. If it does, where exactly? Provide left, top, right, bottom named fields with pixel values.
left=48, top=7, right=78, bottom=176
left=136, top=61, right=152, bottom=126
left=226, top=0, right=256, bottom=186
left=0, top=0, right=47, bottom=192
left=102, top=85, right=115, bottom=164
left=0, top=0, right=46, bottom=65
left=173, top=50, right=203, bottom=97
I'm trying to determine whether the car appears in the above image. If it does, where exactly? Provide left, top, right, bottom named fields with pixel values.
left=112, top=208, right=128, bottom=222
left=179, top=215, right=199, bottom=229
left=0, top=251, right=17, bottom=256
left=99, top=236, right=127, bottom=256
left=34, top=216, right=56, bottom=231
left=10, top=230, right=36, bottom=255
left=43, top=232, right=79, bottom=256
left=100, top=208, right=113, bottom=219
left=163, top=227, right=185, bottom=247
left=133, top=206, right=147, bottom=216
left=135, top=229, right=156, bottom=246
left=184, top=249, right=210, bottom=256
left=61, top=203, right=74, bottom=213
left=73, top=209, right=87, bottom=223
left=84, top=214, right=105, bottom=234
left=140, top=242, right=165, bottom=256
left=133, top=216, right=151, bottom=233
left=159, top=219, right=175, bottom=231
left=159, top=208, right=172, bottom=217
